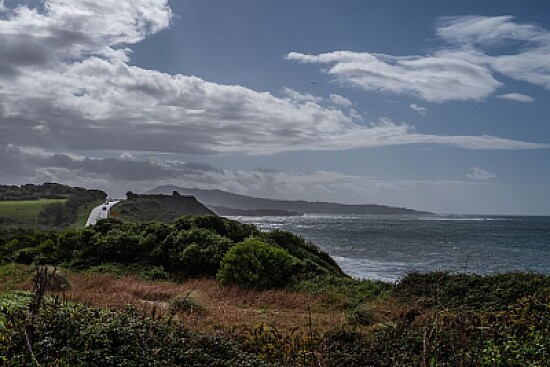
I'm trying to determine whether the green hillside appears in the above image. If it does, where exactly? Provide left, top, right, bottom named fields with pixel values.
left=0, top=183, right=106, bottom=228
left=0, top=199, right=67, bottom=218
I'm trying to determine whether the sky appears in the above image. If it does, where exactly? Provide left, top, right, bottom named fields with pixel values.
left=0, top=0, right=549, bottom=215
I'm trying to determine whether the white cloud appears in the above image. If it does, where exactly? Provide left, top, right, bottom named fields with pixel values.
left=496, top=93, right=535, bottom=103
left=287, top=16, right=550, bottom=102
left=437, top=16, right=550, bottom=90
left=281, top=87, right=323, bottom=104
left=409, top=103, right=427, bottom=116
left=329, top=94, right=353, bottom=108
left=467, top=167, right=496, bottom=180
left=436, top=15, right=547, bottom=45
left=286, top=51, right=501, bottom=102
left=0, top=2, right=547, bottom=159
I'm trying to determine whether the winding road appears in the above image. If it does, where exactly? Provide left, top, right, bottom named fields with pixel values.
left=85, top=200, right=120, bottom=227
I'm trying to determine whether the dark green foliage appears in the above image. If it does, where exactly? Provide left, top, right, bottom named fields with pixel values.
left=0, top=183, right=105, bottom=202
left=1, top=298, right=271, bottom=366
left=178, top=215, right=255, bottom=242
left=87, top=264, right=169, bottom=280
left=222, top=219, right=256, bottom=243
left=168, top=293, right=205, bottom=314
left=291, top=275, right=391, bottom=308
left=481, top=295, right=550, bottom=366
left=217, top=238, right=297, bottom=289
left=346, top=303, right=376, bottom=326
left=37, top=202, right=71, bottom=227
left=173, top=228, right=233, bottom=276
left=0, top=216, right=342, bottom=284
left=397, top=271, right=550, bottom=311
left=192, top=215, right=228, bottom=236
left=261, top=230, right=345, bottom=277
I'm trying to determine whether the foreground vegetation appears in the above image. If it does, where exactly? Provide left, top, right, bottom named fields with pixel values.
left=0, top=215, right=549, bottom=366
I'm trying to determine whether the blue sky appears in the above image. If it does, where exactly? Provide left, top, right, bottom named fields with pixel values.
left=0, top=0, right=549, bottom=214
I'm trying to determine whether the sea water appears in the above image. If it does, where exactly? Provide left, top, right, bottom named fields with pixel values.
left=232, top=214, right=550, bottom=282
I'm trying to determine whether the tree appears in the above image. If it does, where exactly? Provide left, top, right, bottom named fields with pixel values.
left=217, top=238, right=297, bottom=289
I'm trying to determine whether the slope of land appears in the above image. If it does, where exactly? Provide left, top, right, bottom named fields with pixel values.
left=0, top=199, right=67, bottom=218
left=148, top=185, right=430, bottom=215
left=113, top=192, right=214, bottom=222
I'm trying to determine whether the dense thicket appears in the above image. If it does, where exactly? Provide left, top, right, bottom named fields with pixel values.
left=1, top=279, right=548, bottom=366
left=0, top=216, right=343, bottom=284
left=1, top=294, right=271, bottom=367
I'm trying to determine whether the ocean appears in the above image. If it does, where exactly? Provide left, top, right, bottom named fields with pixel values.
left=232, top=214, right=550, bottom=282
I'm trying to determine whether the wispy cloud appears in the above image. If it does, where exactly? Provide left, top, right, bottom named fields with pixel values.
left=409, top=103, right=428, bottom=116
left=286, top=51, right=500, bottom=102
left=287, top=16, right=550, bottom=102
left=496, top=93, right=535, bottom=103
left=329, top=94, right=353, bottom=108
left=467, top=167, right=496, bottom=180
left=282, top=87, right=323, bottom=104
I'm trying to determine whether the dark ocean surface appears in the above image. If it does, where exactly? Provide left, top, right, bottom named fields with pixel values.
left=232, top=214, right=550, bottom=282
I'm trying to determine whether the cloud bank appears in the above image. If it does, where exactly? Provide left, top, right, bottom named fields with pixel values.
left=0, top=143, right=521, bottom=214
left=0, top=2, right=546, bottom=159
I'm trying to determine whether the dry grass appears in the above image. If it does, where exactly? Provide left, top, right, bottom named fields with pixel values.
left=31, top=272, right=347, bottom=333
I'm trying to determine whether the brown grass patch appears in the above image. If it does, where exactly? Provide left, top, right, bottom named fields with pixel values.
left=36, top=272, right=347, bottom=333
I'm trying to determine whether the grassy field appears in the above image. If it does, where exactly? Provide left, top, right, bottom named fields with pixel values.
left=0, top=198, right=67, bottom=218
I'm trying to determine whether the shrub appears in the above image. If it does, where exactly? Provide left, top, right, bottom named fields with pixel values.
left=44, top=266, right=71, bottom=291
left=168, top=293, right=205, bottom=314
left=397, top=271, right=550, bottom=311
left=1, top=301, right=271, bottom=366
left=347, top=303, right=376, bottom=326
left=192, top=215, right=228, bottom=236
left=171, top=228, right=233, bottom=276
left=217, top=238, right=297, bottom=289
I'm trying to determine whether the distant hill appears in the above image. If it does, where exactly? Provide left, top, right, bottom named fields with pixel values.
left=114, top=192, right=215, bottom=222
left=147, top=186, right=430, bottom=215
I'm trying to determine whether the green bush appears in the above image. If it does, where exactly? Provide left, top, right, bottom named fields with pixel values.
left=347, top=303, right=376, bottom=326
left=1, top=301, right=271, bottom=367
left=291, top=275, right=391, bottom=308
left=397, top=271, right=550, bottom=311
left=217, top=238, right=297, bottom=289
left=0, top=216, right=342, bottom=283
left=171, top=228, right=233, bottom=276
left=168, top=293, right=205, bottom=314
